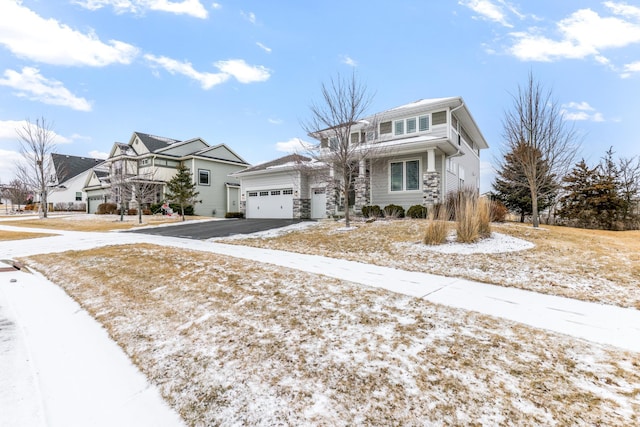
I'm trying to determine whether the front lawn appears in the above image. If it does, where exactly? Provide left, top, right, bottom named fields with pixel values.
left=219, top=220, right=640, bottom=309
left=24, top=244, right=640, bottom=426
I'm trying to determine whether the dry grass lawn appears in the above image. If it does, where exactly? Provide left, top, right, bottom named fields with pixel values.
left=0, top=230, right=56, bottom=241
left=0, top=214, right=206, bottom=232
left=24, top=244, right=640, bottom=426
left=222, top=220, right=640, bottom=309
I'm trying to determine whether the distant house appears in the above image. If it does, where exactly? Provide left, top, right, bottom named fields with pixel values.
left=233, top=97, right=489, bottom=219
left=47, top=153, right=104, bottom=211
left=83, top=132, right=249, bottom=216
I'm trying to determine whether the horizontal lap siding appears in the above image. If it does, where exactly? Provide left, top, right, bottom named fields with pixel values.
left=190, top=159, right=245, bottom=217
left=370, top=153, right=429, bottom=209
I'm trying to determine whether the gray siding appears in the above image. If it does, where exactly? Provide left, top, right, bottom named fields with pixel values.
left=188, top=158, right=245, bottom=217
left=370, top=153, right=427, bottom=209
left=161, top=140, right=208, bottom=157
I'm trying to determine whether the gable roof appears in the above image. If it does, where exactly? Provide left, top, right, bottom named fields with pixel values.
left=233, top=153, right=312, bottom=175
left=134, top=132, right=180, bottom=153
left=51, top=153, right=104, bottom=183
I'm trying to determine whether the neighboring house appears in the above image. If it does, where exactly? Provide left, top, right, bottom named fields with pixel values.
left=47, top=153, right=104, bottom=211
left=83, top=132, right=249, bottom=216
left=233, top=97, right=489, bottom=219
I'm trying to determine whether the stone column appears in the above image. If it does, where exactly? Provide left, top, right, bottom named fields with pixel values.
left=423, top=171, right=441, bottom=208
left=326, top=179, right=340, bottom=218
left=354, top=160, right=369, bottom=216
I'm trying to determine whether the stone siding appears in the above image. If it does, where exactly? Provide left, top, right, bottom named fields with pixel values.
left=422, top=171, right=441, bottom=207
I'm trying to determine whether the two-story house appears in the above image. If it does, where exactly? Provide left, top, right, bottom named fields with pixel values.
left=47, top=153, right=104, bottom=211
left=233, top=97, right=488, bottom=219
left=83, top=132, right=249, bottom=216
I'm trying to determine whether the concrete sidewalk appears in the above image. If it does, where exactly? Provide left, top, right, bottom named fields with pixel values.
left=1, top=225, right=638, bottom=353
left=0, top=264, right=185, bottom=427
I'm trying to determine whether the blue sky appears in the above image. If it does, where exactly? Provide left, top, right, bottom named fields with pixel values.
left=1, top=0, right=639, bottom=193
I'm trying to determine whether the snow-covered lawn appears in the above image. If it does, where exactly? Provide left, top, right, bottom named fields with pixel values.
left=25, top=244, right=640, bottom=426
left=219, top=220, right=640, bottom=309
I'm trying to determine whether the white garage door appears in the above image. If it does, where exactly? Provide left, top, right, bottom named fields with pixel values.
left=246, top=189, right=293, bottom=218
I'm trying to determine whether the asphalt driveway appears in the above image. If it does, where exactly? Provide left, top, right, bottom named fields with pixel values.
left=126, top=218, right=306, bottom=240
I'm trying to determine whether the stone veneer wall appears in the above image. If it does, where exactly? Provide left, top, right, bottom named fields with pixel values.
left=325, top=179, right=340, bottom=217
left=422, top=171, right=441, bottom=207
left=293, top=198, right=311, bottom=219
left=354, top=175, right=369, bottom=216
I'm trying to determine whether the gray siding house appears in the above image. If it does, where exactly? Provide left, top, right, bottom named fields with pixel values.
left=233, top=97, right=489, bottom=219
left=84, top=132, right=249, bottom=216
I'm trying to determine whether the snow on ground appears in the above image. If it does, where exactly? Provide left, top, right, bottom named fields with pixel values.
left=408, top=231, right=534, bottom=254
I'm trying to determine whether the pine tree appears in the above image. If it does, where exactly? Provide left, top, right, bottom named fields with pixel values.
left=493, top=141, right=555, bottom=222
left=558, top=159, right=598, bottom=228
left=165, top=163, right=199, bottom=221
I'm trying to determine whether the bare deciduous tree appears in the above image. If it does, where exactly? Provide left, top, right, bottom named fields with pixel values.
left=501, top=73, right=579, bottom=227
left=4, top=179, right=30, bottom=212
left=129, top=172, right=161, bottom=224
left=15, top=117, right=57, bottom=218
left=302, top=73, right=376, bottom=228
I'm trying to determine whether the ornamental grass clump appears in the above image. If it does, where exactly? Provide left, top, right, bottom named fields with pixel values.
left=455, top=193, right=480, bottom=243
left=478, top=197, right=492, bottom=239
left=423, top=205, right=449, bottom=245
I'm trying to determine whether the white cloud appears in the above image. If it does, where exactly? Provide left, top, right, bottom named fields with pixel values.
left=241, top=10, right=256, bottom=24
left=621, top=60, right=640, bottom=77
left=145, top=54, right=230, bottom=89
left=256, top=42, right=272, bottom=53
left=0, top=120, right=72, bottom=144
left=268, top=118, right=283, bottom=125
left=561, top=101, right=605, bottom=122
left=74, top=0, right=208, bottom=18
left=211, top=2, right=221, bottom=10
left=145, top=55, right=271, bottom=87
left=460, top=0, right=513, bottom=27
left=0, top=1, right=139, bottom=66
left=604, top=1, right=640, bottom=20
left=341, top=55, right=358, bottom=67
left=0, top=67, right=92, bottom=111
left=88, top=150, right=109, bottom=159
left=275, top=138, right=313, bottom=153
left=0, top=149, right=23, bottom=184
left=509, top=7, right=640, bottom=62
left=214, top=59, right=271, bottom=83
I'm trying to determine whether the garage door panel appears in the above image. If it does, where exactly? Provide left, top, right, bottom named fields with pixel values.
left=246, top=189, right=293, bottom=219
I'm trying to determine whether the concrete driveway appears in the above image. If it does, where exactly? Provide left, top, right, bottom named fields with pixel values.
left=126, top=218, right=306, bottom=239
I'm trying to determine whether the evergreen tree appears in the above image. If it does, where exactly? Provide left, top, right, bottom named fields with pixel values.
left=165, top=163, right=199, bottom=221
left=493, top=141, right=555, bottom=222
left=558, top=159, right=598, bottom=228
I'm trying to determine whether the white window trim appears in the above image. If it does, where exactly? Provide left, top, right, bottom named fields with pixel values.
left=393, top=114, right=432, bottom=137
left=388, top=159, right=422, bottom=192
left=198, top=169, right=210, bottom=186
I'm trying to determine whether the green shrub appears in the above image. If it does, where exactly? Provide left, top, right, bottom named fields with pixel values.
left=362, top=205, right=382, bottom=218
left=383, top=204, right=405, bottom=218
left=225, top=212, right=245, bottom=219
left=407, top=204, right=428, bottom=219
left=170, top=204, right=194, bottom=216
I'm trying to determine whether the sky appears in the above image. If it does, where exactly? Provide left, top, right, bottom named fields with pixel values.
left=1, top=0, right=639, bottom=193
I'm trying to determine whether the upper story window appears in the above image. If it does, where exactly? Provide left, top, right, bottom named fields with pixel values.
left=329, top=137, right=338, bottom=150
left=198, top=169, right=210, bottom=186
left=390, top=160, right=420, bottom=192
left=393, top=115, right=430, bottom=136
left=139, top=158, right=151, bottom=166
left=75, top=192, right=82, bottom=201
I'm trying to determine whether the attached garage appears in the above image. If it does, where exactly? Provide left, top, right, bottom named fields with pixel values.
left=246, top=188, right=294, bottom=219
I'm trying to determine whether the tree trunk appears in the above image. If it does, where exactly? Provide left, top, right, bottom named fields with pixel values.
left=531, top=188, right=540, bottom=228
left=343, top=174, right=350, bottom=228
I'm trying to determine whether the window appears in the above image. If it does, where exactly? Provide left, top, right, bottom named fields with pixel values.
left=271, top=190, right=281, bottom=196
left=419, top=115, right=429, bottom=132
left=329, top=137, right=338, bottom=151
left=390, top=160, right=420, bottom=192
left=393, top=115, right=430, bottom=136
left=75, top=192, right=82, bottom=201
left=259, top=191, right=269, bottom=196
left=198, top=169, right=210, bottom=185
left=283, top=189, right=293, bottom=195
left=406, top=117, right=417, bottom=134
left=394, top=120, right=404, bottom=135
left=248, top=191, right=258, bottom=197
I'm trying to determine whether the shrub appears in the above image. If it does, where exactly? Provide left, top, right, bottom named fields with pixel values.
left=361, top=205, right=382, bottom=218
left=127, top=208, right=137, bottom=216
left=142, top=209, right=152, bottom=215
left=383, top=204, right=405, bottom=218
left=170, top=204, right=194, bottom=216
left=423, top=204, right=449, bottom=245
left=490, top=199, right=508, bottom=222
left=225, top=212, right=245, bottom=219
left=24, top=204, right=34, bottom=211
left=96, top=203, right=118, bottom=215
left=407, top=204, right=428, bottom=219
left=150, top=203, right=163, bottom=214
